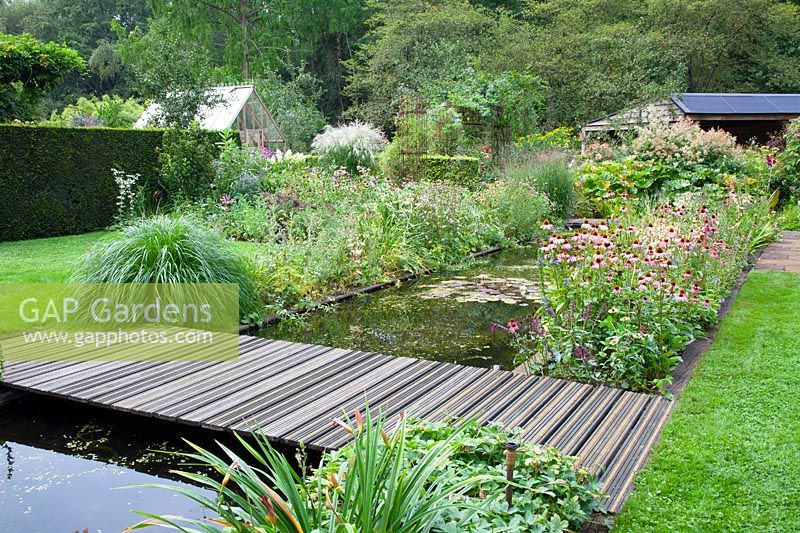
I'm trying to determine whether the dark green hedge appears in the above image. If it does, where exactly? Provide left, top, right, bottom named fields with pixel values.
left=0, top=124, right=218, bottom=242
left=422, top=154, right=483, bottom=188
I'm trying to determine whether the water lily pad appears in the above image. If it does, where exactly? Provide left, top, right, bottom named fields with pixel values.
left=418, top=274, right=540, bottom=305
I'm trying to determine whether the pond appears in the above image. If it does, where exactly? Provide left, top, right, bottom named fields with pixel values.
left=0, top=393, right=220, bottom=533
left=258, top=247, right=540, bottom=369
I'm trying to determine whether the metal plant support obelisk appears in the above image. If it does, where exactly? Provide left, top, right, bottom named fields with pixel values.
left=397, top=96, right=428, bottom=181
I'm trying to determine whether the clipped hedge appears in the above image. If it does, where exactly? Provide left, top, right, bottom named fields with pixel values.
left=422, top=154, right=483, bottom=188
left=0, top=124, right=218, bottom=242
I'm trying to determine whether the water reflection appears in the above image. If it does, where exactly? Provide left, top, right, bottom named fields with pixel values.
left=0, top=394, right=215, bottom=533
left=259, top=248, right=539, bottom=369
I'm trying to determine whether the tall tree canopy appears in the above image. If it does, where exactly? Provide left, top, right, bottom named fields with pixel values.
left=2, top=0, right=800, bottom=131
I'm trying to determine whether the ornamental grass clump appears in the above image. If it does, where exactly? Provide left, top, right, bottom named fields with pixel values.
left=478, top=179, right=554, bottom=242
left=312, top=120, right=388, bottom=173
left=71, top=215, right=260, bottom=319
left=503, top=155, right=577, bottom=219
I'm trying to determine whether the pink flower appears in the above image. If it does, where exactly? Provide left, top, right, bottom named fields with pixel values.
left=507, top=318, right=519, bottom=334
left=675, top=291, right=689, bottom=302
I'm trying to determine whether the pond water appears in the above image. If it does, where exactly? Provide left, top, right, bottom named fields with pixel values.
left=258, top=247, right=540, bottom=369
left=0, top=393, right=221, bottom=533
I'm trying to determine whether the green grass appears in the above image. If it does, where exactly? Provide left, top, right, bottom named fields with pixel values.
left=614, top=270, right=800, bottom=532
left=0, top=231, right=114, bottom=282
left=0, top=231, right=262, bottom=283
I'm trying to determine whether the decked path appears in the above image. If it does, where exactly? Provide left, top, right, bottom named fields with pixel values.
left=0, top=335, right=669, bottom=512
left=754, top=230, right=800, bottom=273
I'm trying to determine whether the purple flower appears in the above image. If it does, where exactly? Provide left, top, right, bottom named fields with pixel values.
left=574, top=345, right=594, bottom=362
left=766, top=155, right=776, bottom=168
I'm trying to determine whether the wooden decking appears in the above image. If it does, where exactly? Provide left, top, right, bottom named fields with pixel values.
left=0, top=335, right=668, bottom=512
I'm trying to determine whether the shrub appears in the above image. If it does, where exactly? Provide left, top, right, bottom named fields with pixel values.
left=778, top=200, right=800, bottom=230
left=70, top=215, right=259, bottom=319
left=385, top=182, right=501, bottom=268
left=428, top=103, right=467, bottom=154
left=317, top=418, right=605, bottom=531
left=775, top=119, right=800, bottom=202
left=0, top=33, right=84, bottom=120
left=47, top=95, right=144, bottom=128
left=213, top=136, right=265, bottom=195
left=504, top=157, right=577, bottom=218
left=311, top=120, right=387, bottom=173
left=515, top=126, right=579, bottom=152
left=631, top=119, right=738, bottom=167
left=478, top=179, right=553, bottom=242
left=231, top=171, right=263, bottom=197
left=158, top=125, right=219, bottom=202
left=203, top=195, right=281, bottom=243
left=422, top=154, right=483, bottom=188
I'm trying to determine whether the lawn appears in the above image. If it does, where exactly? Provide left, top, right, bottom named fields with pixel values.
left=614, top=270, right=800, bottom=532
left=0, top=232, right=263, bottom=283
left=0, top=231, right=113, bottom=282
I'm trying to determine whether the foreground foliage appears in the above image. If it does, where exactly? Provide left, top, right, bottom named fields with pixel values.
left=128, top=411, right=603, bottom=532
left=614, top=270, right=800, bottom=531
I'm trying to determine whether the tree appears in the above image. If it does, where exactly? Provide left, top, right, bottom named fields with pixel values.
left=119, top=16, right=216, bottom=127
left=0, top=33, right=84, bottom=120
left=268, top=0, right=369, bottom=119
left=344, top=0, right=495, bottom=131
left=150, top=0, right=271, bottom=79
left=0, top=0, right=150, bottom=104
left=644, top=0, right=800, bottom=93
left=254, top=64, right=325, bottom=151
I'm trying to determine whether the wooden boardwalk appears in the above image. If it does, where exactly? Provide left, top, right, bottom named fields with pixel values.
left=0, top=335, right=670, bottom=512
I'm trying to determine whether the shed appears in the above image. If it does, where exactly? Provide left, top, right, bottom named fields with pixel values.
left=135, top=85, right=287, bottom=150
left=581, top=93, right=800, bottom=145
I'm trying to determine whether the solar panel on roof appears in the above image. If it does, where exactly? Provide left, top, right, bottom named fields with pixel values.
left=766, top=95, right=800, bottom=113
left=724, top=94, right=778, bottom=113
left=673, top=93, right=800, bottom=115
